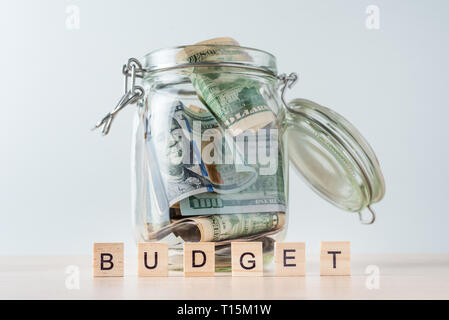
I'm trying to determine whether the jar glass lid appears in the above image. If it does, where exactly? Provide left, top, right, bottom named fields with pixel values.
left=283, top=99, right=385, bottom=223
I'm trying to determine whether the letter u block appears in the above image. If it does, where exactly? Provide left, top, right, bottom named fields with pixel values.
left=231, top=242, right=263, bottom=276
left=183, top=242, right=215, bottom=277
left=93, top=242, right=124, bottom=277
left=137, top=242, right=168, bottom=277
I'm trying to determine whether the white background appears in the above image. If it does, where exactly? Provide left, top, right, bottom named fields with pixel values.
left=1, top=0, right=448, bottom=255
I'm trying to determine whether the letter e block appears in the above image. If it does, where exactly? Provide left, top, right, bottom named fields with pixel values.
left=275, top=242, right=305, bottom=276
left=231, top=242, right=263, bottom=277
left=320, top=241, right=350, bottom=276
left=93, top=242, right=124, bottom=277
left=184, top=242, right=215, bottom=277
left=138, top=242, right=168, bottom=277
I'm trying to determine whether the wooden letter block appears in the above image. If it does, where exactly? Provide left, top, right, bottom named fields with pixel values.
left=183, top=242, right=215, bottom=277
left=138, top=242, right=168, bottom=277
left=93, top=242, right=124, bottom=277
left=231, top=242, right=263, bottom=277
left=275, top=242, right=305, bottom=276
left=320, top=241, right=351, bottom=276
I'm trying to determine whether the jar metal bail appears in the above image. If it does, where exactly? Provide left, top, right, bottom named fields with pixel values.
left=277, top=72, right=299, bottom=110
left=93, top=58, right=145, bottom=135
left=358, top=206, right=376, bottom=225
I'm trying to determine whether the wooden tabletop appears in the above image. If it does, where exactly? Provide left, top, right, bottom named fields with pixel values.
left=1, top=255, right=448, bottom=299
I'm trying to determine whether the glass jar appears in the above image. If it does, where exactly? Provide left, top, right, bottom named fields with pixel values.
left=94, top=40, right=385, bottom=272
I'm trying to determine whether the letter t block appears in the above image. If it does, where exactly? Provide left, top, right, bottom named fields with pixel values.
left=320, top=241, right=351, bottom=276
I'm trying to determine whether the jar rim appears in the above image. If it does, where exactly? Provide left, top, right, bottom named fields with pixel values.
left=142, top=45, right=278, bottom=76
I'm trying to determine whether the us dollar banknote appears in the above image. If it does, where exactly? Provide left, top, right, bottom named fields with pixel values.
left=192, top=74, right=276, bottom=136
left=176, top=212, right=285, bottom=242
left=146, top=212, right=285, bottom=242
left=179, top=163, right=286, bottom=216
left=176, top=37, right=241, bottom=64
left=178, top=37, right=277, bottom=136
left=149, top=101, right=259, bottom=208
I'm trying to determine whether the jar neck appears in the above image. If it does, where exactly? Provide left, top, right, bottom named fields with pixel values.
left=142, top=45, right=278, bottom=76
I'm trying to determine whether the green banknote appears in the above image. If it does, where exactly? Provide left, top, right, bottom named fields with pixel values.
left=151, top=101, right=260, bottom=210
left=178, top=37, right=276, bottom=136
left=179, top=165, right=286, bottom=216
left=174, top=212, right=285, bottom=242
left=191, top=72, right=276, bottom=136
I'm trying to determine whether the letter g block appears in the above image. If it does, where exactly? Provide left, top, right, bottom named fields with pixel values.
left=231, top=242, right=263, bottom=276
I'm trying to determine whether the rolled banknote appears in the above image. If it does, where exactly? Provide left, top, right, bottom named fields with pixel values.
left=176, top=37, right=240, bottom=63
left=145, top=212, right=285, bottom=242
left=171, top=212, right=285, bottom=242
left=193, top=74, right=277, bottom=136
left=179, top=37, right=277, bottom=136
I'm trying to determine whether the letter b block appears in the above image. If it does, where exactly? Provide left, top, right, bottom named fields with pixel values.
left=231, top=242, right=263, bottom=276
left=184, top=242, right=215, bottom=277
left=138, top=242, right=168, bottom=277
left=320, top=241, right=351, bottom=276
left=93, top=242, right=124, bottom=277
left=275, top=242, right=305, bottom=276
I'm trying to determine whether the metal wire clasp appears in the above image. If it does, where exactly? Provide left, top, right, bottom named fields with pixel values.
left=277, top=72, right=298, bottom=110
left=358, top=205, right=376, bottom=225
left=93, top=58, right=145, bottom=135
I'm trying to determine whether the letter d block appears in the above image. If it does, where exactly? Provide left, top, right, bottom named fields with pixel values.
left=93, top=242, right=124, bottom=277
left=184, top=242, right=215, bottom=277
left=320, top=241, right=351, bottom=276
left=275, top=242, right=305, bottom=276
left=231, top=242, right=263, bottom=277
left=138, top=242, right=168, bottom=277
